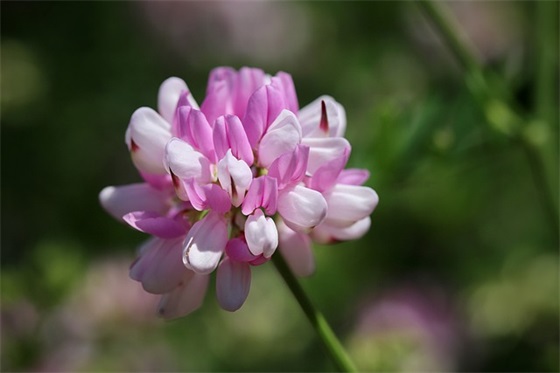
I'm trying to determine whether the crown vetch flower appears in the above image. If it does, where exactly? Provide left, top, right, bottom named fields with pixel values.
left=99, top=67, right=378, bottom=319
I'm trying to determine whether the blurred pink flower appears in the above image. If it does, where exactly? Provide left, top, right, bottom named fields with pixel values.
left=100, top=67, right=378, bottom=318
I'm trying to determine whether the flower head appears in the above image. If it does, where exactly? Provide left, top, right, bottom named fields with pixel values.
left=99, top=67, right=378, bottom=318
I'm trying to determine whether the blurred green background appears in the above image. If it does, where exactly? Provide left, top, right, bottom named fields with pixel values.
left=2, top=1, right=558, bottom=372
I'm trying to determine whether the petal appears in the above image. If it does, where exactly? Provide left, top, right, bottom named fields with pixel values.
left=216, top=257, right=251, bottom=312
left=275, top=71, right=298, bottom=114
left=244, top=209, right=278, bottom=258
left=157, top=271, right=209, bottom=319
left=311, top=217, right=371, bottom=244
left=277, top=220, right=315, bottom=277
left=302, top=137, right=351, bottom=175
left=217, top=150, right=253, bottom=207
left=241, top=175, right=278, bottom=216
left=200, top=67, right=236, bottom=125
left=139, top=171, right=173, bottom=190
left=158, top=77, right=199, bottom=124
left=325, top=185, right=379, bottom=227
left=233, top=67, right=266, bottom=118
left=337, top=169, right=370, bottom=186
left=307, top=149, right=349, bottom=192
left=277, top=185, right=327, bottom=232
left=225, top=237, right=256, bottom=263
left=99, top=183, right=170, bottom=221
left=268, top=144, right=309, bottom=190
left=299, top=96, right=346, bottom=138
left=165, top=138, right=213, bottom=183
left=127, top=107, right=172, bottom=174
left=123, top=211, right=186, bottom=238
left=176, top=107, right=216, bottom=163
left=213, top=115, right=254, bottom=165
left=183, top=212, right=228, bottom=274
left=258, top=110, right=302, bottom=168
left=130, top=237, right=186, bottom=294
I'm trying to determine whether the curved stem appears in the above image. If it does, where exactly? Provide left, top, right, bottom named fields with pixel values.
left=271, top=252, right=358, bottom=372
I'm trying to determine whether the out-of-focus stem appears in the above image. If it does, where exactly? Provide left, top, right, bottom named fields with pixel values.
left=271, top=252, right=358, bottom=373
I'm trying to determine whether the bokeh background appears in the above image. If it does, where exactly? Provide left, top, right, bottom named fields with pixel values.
left=2, top=1, right=558, bottom=372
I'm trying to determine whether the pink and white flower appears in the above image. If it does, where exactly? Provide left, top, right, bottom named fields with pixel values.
left=99, top=67, right=378, bottom=319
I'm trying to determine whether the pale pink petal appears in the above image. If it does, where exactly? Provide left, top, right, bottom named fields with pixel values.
left=217, top=150, right=253, bottom=207
left=299, top=96, right=346, bottom=138
left=277, top=185, right=327, bottom=232
left=268, top=144, right=309, bottom=190
left=139, top=171, right=173, bottom=190
left=216, top=257, right=251, bottom=312
left=157, top=271, right=209, bottom=319
left=337, top=169, right=370, bottom=186
left=233, top=67, right=266, bottom=118
left=127, top=107, right=172, bottom=174
left=176, top=107, right=216, bottom=163
left=201, top=67, right=236, bottom=125
left=241, top=175, right=278, bottom=216
left=212, top=115, right=254, bottom=165
left=165, top=138, right=213, bottom=184
left=277, top=220, right=315, bottom=277
left=258, top=110, right=302, bottom=168
left=123, top=211, right=186, bottom=238
left=302, top=137, right=351, bottom=175
left=99, top=183, right=170, bottom=221
left=307, top=149, right=349, bottom=192
left=183, top=212, right=228, bottom=274
left=129, top=237, right=186, bottom=294
left=158, top=77, right=199, bottom=124
left=324, top=185, right=379, bottom=227
left=244, top=209, right=278, bottom=258
left=311, top=217, right=371, bottom=244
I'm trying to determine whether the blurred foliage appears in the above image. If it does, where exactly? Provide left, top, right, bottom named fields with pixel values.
left=1, top=1, right=558, bottom=372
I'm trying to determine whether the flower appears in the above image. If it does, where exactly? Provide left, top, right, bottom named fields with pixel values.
left=99, top=67, right=378, bottom=319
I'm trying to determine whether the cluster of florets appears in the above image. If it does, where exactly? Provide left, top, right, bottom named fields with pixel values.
left=100, top=67, right=378, bottom=318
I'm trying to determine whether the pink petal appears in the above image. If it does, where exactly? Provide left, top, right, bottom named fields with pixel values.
left=299, top=96, right=346, bottom=138
left=244, top=209, right=278, bottom=258
left=307, top=149, right=349, bottom=192
left=183, top=212, right=228, bottom=274
left=204, top=183, right=232, bottom=214
left=139, top=171, right=173, bottom=191
left=99, top=183, right=170, bottom=221
left=241, top=175, right=278, bottom=216
left=123, top=211, right=186, bottom=238
left=176, top=107, right=216, bottom=163
left=129, top=237, right=186, bottom=294
left=268, top=144, right=309, bottom=190
left=225, top=237, right=256, bottom=263
left=233, top=67, right=266, bottom=118
left=217, top=150, right=253, bottom=207
left=302, top=137, right=351, bottom=175
left=127, top=107, right=172, bottom=175
left=277, top=220, right=315, bottom=277
left=213, top=115, right=254, bottom=165
left=157, top=271, right=209, bottom=319
left=311, top=217, right=371, bottom=244
left=258, top=109, right=302, bottom=168
left=277, top=184, right=327, bottom=232
left=216, top=257, right=251, bottom=312
left=200, top=67, right=236, bottom=125
left=324, top=184, right=379, bottom=227
left=165, top=138, right=213, bottom=184
left=337, top=169, right=370, bottom=186
left=275, top=71, right=298, bottom=114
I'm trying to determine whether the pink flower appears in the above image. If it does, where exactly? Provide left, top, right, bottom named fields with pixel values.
left=100, top=67, right=378, bottom=318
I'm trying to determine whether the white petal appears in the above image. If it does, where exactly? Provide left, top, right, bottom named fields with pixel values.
left=216, top=257, right=251, bottom=312
left=277, top=220, right=315, bottom=277
left=244, top=209, right=279, bottom=258
left=158, top=77, right=191, bottom=123
left=302, top=137, right=350, bottom=175
left=278, top=185, right=327, bottom=232
left=157, top=271, right=209, bottom=319
left=325, top=184, right=378, bottom=227
left=217, top=150, right=253, bottom=207
left=183, top=212, right=228, bottom=274
left=99, top=183, right=170, bottom=221
left=312, top=217, right=371, bottom=244
left=258, top=110, right=302, bottom=168
left=298, top=96, right=346, bottom=138
left=165, top=138, right=212, bottom=183
left=127, top=107, right=172, bottom=174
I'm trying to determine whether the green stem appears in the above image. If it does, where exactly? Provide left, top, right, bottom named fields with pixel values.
left=418, top=0, right=559, bottom=236
left=271, top=252, right=358, bottom=372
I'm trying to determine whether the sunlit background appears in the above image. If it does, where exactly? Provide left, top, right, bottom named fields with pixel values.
left=2, top=1, right=558, bottom=372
